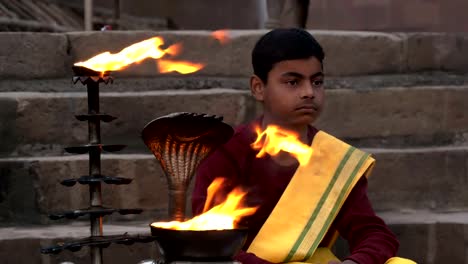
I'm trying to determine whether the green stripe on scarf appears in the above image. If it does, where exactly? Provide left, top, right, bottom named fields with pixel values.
left=283, top=147, right=356, bottom=263
left=303, top=152, right=370, bottom=261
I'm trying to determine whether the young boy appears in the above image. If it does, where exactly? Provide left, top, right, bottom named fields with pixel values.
left=192, top=28, right=407, bottom=264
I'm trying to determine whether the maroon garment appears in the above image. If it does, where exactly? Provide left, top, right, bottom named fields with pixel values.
left=192, top=120, right=399, bottom=264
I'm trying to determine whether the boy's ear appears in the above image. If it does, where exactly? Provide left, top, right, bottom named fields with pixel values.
left=250, top=75, right=265, bottom=101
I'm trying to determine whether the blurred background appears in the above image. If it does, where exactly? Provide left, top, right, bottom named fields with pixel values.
left=1, top=0, right=467, bottom=32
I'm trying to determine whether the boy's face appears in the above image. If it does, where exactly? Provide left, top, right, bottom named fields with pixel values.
left=251, top=56, right=325, bottom=129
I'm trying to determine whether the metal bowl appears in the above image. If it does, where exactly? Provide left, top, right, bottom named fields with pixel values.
left=150, top=225, right=248, bottom=262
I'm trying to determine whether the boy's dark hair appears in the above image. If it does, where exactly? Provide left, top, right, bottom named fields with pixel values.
left=252, top=28, right=325, bottom=83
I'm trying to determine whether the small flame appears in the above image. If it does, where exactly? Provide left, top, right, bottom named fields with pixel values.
left=211, top=29, right=231, bottom=44
left=252, top=125, right=313, bottom=166
left=74, top=37, right=204, bottom=74
left=152, top=178, right=257, bottom=230
left=157, top=59, right=205, bottom=74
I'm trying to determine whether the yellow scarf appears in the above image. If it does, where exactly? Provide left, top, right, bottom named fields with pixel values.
left=247, top=131, right=375, bottom=263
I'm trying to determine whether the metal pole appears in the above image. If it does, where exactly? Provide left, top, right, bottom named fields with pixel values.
left=84, top=0, right=93, bottom=31
left=87, top=81, right=103, bottom=264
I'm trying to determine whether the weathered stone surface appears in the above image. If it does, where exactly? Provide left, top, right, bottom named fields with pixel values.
left=0, top=238, right=43, bottom=264
left=0, top=89, right=251, bottom=157
left=368, top=146, right=468, bottom=211
left=121, top=0, right=262, bottom=30
left=404, top=33, right=468, bottom=73
left=378, top=211, right=468, bottom=264
left=0, top=97, right=18, bottom=156
left=65, top=30, right=468, bottom=77
left=0, top=160, right=39, bottom=223
left=313, top=30, right=405, bottom=75
left=1, top=31, right=468, bottom=79
left=2, top=73, right=468, bottom=93
left=67, top=30, right=265, bottom=78
left=67, top=30, right=232, bottom=77
left=3, top=86, right=468, bottom=156
left=0, top=223, right=155, bottom=263
left=0, top=77, right=250, bottom=93
left=0, top=223, right=159, bottom=263
left=66, top=30, right=414, bottom=77
left=0, top=33, right=70, bottom=79
left=306, top=0, right=468, bottom=33
left=433, top=223, right=467, bottom=264
left=3, top=212, right=468, bottom=263
left=0, top=238, right=157, bottom=264
left=222, top=30, right=266, bottom=77
left=314, top=86, right=468, bottom=140
left=389, top=223, right=431, bottom=263
left=2, top=146, right=468, bottom=224
left=0, top=155, right=172, bottom=224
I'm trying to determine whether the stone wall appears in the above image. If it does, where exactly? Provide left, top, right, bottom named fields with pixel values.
left=62, top=0, right=468, bottom=31
left=88, top=0, right=265, bottom=29
left=1, top=30, right=468, bottom=80
left=307, top=0, right=468, bottom=33
left=69, top=0, right=468, bottom=32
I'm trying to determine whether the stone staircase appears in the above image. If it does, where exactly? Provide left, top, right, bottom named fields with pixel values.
left=0, top=30, right=468, bottom=264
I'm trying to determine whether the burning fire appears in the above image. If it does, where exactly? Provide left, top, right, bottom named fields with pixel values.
left=74, top=36, right=204, bottom=74
left=157, top=59, right=205, bottom=74
left=152, top=178, right=257, bottom=230
left=252, top=125, right=313, bottom=166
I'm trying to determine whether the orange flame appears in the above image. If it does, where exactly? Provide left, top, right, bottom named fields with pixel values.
left=152, top=178, right=257, bottom=230
left=74, top=37, right=204, bottom=74
left=157, top=59, right=205, bottom=74
left=252, top=125, right=313, bottom=166
left=211, top=29, right=231, bottom=44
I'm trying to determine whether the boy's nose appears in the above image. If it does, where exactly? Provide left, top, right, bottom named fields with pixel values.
left=300, top=81, right=315, bottom=98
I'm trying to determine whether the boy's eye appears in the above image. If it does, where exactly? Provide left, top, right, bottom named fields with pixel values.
left=312, top=80, right=324, bottom=87
left=286, top=80, right=299, bottom=86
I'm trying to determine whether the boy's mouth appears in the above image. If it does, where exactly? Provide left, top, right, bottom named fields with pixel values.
left=295, top=104, right=319, bottom=111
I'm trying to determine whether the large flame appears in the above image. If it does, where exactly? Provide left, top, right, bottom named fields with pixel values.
left=74, top=36, right=204, bottom=74
left=152, top=178, right=257, bottom=230
left=252, top=125, right=313, bottom=166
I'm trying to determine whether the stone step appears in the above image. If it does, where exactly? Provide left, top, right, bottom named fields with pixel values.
left=1, top=86, right=467, bottom=157
left=3, top=72, right=468, bottom=93
left=0, top=222, right=159, bottom=264
left=0, top=89, right=252, bottom=157
left=367, top=146, right=468, bottom=212
left=1, top=31, right=468, bottom=79
left=1, top=146, right=467, bottom=224
left=0, top=154, right=169, bottom=225
left=0, top=210, right=466, bottom=264
left=336, top=210, right=468, bottom=264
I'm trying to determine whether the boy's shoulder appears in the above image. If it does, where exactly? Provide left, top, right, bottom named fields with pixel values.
left=198, top=121, right=256, bottom=174
left=221, top=121, right=256, bottom=156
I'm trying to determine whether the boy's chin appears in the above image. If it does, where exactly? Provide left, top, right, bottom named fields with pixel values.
left=290, top=115, right=318, bottom=126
